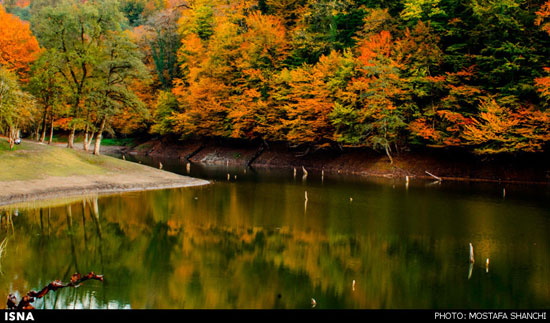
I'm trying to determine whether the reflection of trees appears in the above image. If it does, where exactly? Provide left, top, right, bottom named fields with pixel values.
left=0, top=182, right=548, bottom=309
left=0, top=197, right=113, bottom=309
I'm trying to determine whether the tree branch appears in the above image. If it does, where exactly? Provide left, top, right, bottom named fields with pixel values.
left=7, top=272, right=104, bottom=310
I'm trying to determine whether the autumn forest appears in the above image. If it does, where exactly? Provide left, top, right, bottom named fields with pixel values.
left=1, top=0, right=550, bottom=159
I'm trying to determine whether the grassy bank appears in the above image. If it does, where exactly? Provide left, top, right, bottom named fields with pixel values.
left=0, top=138, right=142, bottom=182
left=0, top=137, right=209, bottom=206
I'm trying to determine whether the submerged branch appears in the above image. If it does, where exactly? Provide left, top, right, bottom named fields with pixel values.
left=7, top=272, right=104, bottom=310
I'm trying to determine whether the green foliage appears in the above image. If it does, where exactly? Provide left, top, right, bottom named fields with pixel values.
left=3, top=0, right=550, bottom=156
left=7, top=6, right=31, bottom=21
left=29, top=0, right=149, bottom=144
left=145, top=9, right=182, bottom=89
left=287, top=0, right=368, bottom=66
left=120, top=0, right=146, bottom=27
left=150, top=90, right=178, bottom=135
left=194, top=4, right=215, bottom=41
left=90, top=31, right=148, bottom=119
left=32, top=0, right=127, bottom=124
left=0, top=67, right=35, bottom=133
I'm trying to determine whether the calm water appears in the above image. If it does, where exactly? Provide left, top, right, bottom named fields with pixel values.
left=0, top=157, right=549, bottom=309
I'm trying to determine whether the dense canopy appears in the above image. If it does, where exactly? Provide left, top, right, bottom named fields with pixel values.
left=1, top=0, right=550, bottom=158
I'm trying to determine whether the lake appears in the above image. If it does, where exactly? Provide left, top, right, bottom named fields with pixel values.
left=1, top=156, right=549, bottom=309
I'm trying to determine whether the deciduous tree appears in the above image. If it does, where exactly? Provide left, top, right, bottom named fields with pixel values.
left=0, top=4, right=41, bottom=82
left=32, top=0, right=127, bottom=148
left=0, top=67, right=36, bottom=149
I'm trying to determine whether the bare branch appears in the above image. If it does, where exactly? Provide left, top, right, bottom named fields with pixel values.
left=7, top=272, right=104, bottom=310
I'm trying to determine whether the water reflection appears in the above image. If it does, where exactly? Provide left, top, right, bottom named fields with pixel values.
left=0, top=169, right=548, bottom=309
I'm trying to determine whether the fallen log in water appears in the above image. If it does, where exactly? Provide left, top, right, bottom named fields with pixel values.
left=425, top=171, right=442, bottom=182
left=7, top=272, right=104, bottom=310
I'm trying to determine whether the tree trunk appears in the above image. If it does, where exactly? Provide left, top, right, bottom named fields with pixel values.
left=83, top=131, right=89, bottom=151
left=87, top=132, right=95, bottom=150
left=83, top=123, right=89, bottom=151
left=40, top=124, right=47, bottom=143
left=48, top=117, right=54, bottom=145
left=93, top=117, right=106, bottom=155
left=40, top=107, right=48, bottom=143
left=384, top=144, right=393, bottom=165
left=8, top=126, right=14, bottom=150
left=68, top=124, right=76, bottom=148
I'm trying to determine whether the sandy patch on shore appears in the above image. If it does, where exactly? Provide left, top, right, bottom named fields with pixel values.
left=0, top=167, right=210, bottom=207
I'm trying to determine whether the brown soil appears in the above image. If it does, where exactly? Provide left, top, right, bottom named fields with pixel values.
left=0, top=139, right=209, bottom=206
left=0, top=171, right=209, bottom=207
left=126, top=138, right=550, bottom=184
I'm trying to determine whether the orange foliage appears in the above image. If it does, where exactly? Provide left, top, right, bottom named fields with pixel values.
left=535, top=2, right=550, bottom=105
left=54, top=117, right=74, bottom=131
left=396, top=21, right=442, bottom=73
left=352, top=31, right=406, bottom=117
left=328, top=30, right=409, bottom=154
left=172, top=77, right=231, bottom=137
left=17, top=0, right=30, bottom=7
left=172, top=9, right=290, bottom=141
left=356, top=30, right=393, bottom=67
left=409, top=64, right=484, bottom=147
left=240, top=12, right=288, bottom=71
left=280, top=53, right=341, bottom=144
left=535, top=62, right=550, bottom=107
left=171, top=16, right=235, bottom=137
left=408, top=118, right=441, bottom=142
left=0, top=4, right=41, bottom=82
left=535, top=1, right=550, bottom=36
left=111, top=79, right=154, bottom=134
left=111, top=108, right=148, bottom=134
left=535, top=74, right=550, bottom=101
left=226, top=12, right=289, bottom=140
left=462, top=98, right=550, bottom=153
left=227, top=88, right=267, bottom=139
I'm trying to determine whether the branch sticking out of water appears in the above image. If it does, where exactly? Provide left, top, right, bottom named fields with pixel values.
left=7, top=272, right=104, bottom=310
left=425, top=171, right=442, bottom=182
left=302, top=166, right=308, bottom=182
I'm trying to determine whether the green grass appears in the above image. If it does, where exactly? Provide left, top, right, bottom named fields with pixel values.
left=50, top=135, right=136, bottom=146
left=0, top=140, right=12, bottom=152
left=101, top=138, right=136, bottom=146
left=0, top=139, right=43, bottom=152
left=49, top=134, right=86, bottom=143
left=0, top=138, right=143, bottom=182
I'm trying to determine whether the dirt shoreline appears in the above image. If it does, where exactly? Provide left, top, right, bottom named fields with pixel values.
left=0, top=139, right=210, bottom=207
left=123, top=138, right=550, bottom=185
left=0, top=173, right=209, bottom=207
